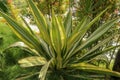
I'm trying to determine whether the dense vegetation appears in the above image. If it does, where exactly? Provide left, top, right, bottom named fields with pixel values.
left=0, top=0, right=120, bottom=80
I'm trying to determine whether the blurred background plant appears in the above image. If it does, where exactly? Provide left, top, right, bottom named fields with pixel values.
left=72, top=0, right=120, bottom=71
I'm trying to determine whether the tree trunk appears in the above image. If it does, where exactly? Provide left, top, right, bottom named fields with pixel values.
left=110, top=50, right=120, bottom=80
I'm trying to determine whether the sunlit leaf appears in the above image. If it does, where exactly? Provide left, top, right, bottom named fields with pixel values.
left=39, top=59, right=52, bottom=80
left=18, top=56, right=47, bottom=67
left=69, top=63, right=120, bottom=77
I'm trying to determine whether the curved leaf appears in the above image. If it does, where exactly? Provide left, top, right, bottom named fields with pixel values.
left=74, top=18, right=118, bottom=55
left=27, top=0, right=51, bottom=45
left=18, top=56, right=47, bottom=67
left=64, top=11, right=72, bottom=37
left=69, top=63, right=120, bottom=77
left=39, top=59, right=52, bottom=80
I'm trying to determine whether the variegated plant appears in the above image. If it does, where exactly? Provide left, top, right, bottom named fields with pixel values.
left=0, top=0, right=120, bottom=80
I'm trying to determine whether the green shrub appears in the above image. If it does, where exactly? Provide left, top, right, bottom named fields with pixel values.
left=0, top=22, right=19, bottom=51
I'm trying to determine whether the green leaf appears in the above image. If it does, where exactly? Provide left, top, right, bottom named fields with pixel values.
left=56, top=16, right=66, bottom=50
left=50, top=13, right=63, bottom=68
left=67, top=17, right=88, bottom=43
left=77, top=34, right=115, bottom=62
left=84, top=7, right=108, bottom=31
left=66, top=74, right=93, bottom=80
left=39, top=38, right=53, bottom=58
left=72, top=17, right=89, bottom=34
left=88, top=45, right=120, bottom=61
left=39, top=59, right=52, bottom=80
left=27, top=0, right=47, bottom=29
left=0, top=11, right=48, bottom=57
left=87, top=20, right=118, bottom=41
left=64, top=17, right=89, bottom=60
left=67, top=17, right=88, bottom=51
left=20, top=16, right=34, bottom=35
left=4, top=41, right=39, bottom=56
left=69, top=7, right=108, bottom=44
left=69, top=63, right=120, bottom=77
left=0, top=12, right=32, bottom=46
left=18, top=56, right=47, bottom=67
left=74, top=18, right=118, bottom=55
left=65, top=8, right=109, bottom=62
left=27, top=0, right=51, bottom=45
left=16, top=72, right=39, bottom=80
left=50, top=15, right=61, bottom=54
left=64, top=11, right=72, bottom=37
